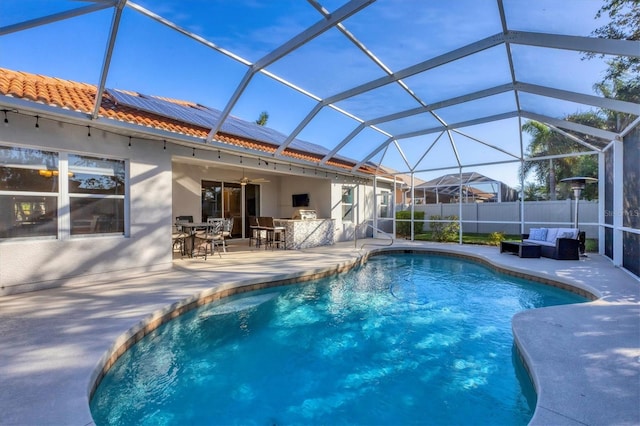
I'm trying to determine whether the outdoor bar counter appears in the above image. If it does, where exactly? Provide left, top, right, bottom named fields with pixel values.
left=274, top=218, right=335, bottom=249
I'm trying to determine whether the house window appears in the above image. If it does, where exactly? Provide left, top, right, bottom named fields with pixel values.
left=342, top=186, right=354, bottom=222
left=0, top=146, right=59, bottom=238
left=0, top=146, right=126, bottom=239
left=68, top=154, right=125, bottom=235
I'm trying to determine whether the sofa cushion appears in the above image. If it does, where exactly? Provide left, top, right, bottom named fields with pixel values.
left=528, top=228, right=548, bottom=241
left=545, top=228, right=559, bottom=243
left=523, top=239, right=555, bottom=247
left=556, top=228, right=578, bottom=239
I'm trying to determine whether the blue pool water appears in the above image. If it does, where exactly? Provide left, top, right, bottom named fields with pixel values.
left=90, top=254, right=587, bottom=425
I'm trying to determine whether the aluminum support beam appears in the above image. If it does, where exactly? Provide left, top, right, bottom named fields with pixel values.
left=545, top=123, right=603, bottom=153
left=497, top=0, right=523, bottom=121
left=394, top=111, right=519, bottom=140
left=411, top=158, right=521, bottom=175
left=392, top=140, right=413, bottom=171
left=612, top=140, right=624, bottom=266
left=451, top=129, right=521, bottom=159
left=447, top=130, right=462, bottom=168
left=352, top=137, right=394, bottom=171
left=621, top=116, right=640, bottom=138
left=412, top=132, right=445, bottom=171
left=323, top=33, right=506, bottom=105
left=521, top=111, right=620, bottom=141
left=126, top=1, right=251, bottom=66
left=368, top=84, right=514, bottom=126
left=253, top=0, right=374, bottom=71
left=207, top=0, right=374, bottom=142
left=524, top=151, right=599, bottom=162
left=91, top=0, right=127, bottom=119
left=206, top=69, right=256, bottom=143
left=516, top=82, right=640, bottom=115
left=598, top=151, right=606, bottom=255
left=0, top=2, right=115, bottom=36
left=273, top=103, right=324, bottom=156
left=507, top=30, right=640, bottom=58
left=320, top=123, right=366, bottom=164
left=325, top=83, right=512, bottom=162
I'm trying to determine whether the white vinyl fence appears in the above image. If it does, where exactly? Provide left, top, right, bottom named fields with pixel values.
left=396, top=200, right=599, bottom=238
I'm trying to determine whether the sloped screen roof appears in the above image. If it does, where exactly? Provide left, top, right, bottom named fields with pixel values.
left=0, top=0, right=638, bottom=187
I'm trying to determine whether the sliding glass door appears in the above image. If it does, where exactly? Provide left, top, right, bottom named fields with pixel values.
left=202, top=180, right=222, bottom=220
left=202, top=180, right=259, bottom=237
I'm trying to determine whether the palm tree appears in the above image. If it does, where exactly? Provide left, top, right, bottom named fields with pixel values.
left=255, top=111, right=269, bottom=126
left=523, top=182, right=546, bottom=201
left=522, top=113, right=605, bottom=201
left=521, top=121, right=565, bottom=200
left=593, top=79, right=640, bottom=132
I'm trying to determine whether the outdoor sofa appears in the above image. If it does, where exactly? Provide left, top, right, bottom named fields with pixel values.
left=522, top=227, right=582, bottom=260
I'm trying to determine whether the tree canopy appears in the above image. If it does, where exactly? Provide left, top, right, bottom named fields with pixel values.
left=521, top=0, right=637, bottom=201
left=255, top=111, right=269, bottom=126
left=587, top=0, right=640, bottom=82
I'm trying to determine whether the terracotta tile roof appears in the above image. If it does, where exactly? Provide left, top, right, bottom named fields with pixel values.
left=0, top=67, right=377, bottom=175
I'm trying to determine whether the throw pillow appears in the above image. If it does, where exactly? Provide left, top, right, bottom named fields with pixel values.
left=545, top=227, right=559, bottom=243
left=556, top=228, right=577, bottom=239
left=529, top=228, right=548, bottom=241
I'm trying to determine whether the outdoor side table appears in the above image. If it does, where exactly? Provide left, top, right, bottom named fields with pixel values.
left=500, top=241, right=541, bottom=258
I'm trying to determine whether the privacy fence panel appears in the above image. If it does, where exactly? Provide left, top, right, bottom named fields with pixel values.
left=404, top=200, right=598, bottom=238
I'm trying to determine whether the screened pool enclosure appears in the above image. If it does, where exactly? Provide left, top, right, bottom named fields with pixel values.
left=0, top=0, right=638, bottom=276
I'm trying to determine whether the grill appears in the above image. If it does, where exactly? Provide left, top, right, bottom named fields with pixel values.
left=294, top=209, right=317, bottom=220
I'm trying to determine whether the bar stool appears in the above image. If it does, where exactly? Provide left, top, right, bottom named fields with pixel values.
left=261, top=217, right=286, bottom=250
left=249, top=216, right=264, bottom=247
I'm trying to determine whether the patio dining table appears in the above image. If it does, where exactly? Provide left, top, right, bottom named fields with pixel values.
left=178, top=219, right=230, bottom=257
left=176, top=222, right=208, bottom=258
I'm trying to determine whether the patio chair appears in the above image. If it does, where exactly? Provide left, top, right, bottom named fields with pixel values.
left=172, top=223, right=187, bottom=257
left=221, top=217, right=234, bottom=252
left=195, top=220, right=223, bottom=260
left=175, top=216, right=195, bottom=257
left=249, top=216, right=263, bottom=247
left=259, top=216, right=286, bottom=250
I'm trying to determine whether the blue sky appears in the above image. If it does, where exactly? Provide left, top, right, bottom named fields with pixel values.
left=0, top=0, right=611, bottom=187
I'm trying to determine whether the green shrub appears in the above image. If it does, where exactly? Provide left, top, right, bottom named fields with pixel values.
left=488, top=231, right=505, bottom=246
left=429, top=215, right=459, bottom=242
left=395, top=210, right=424, bottom=236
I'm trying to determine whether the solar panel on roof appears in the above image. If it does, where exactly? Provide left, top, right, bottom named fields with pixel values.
left=108, top=89, right=219, bottom=129
left=288, top=139, right=329, bottom=156
left=108, top=88, right=358, bottom=164
left=224, top=115, right=286, bottom=146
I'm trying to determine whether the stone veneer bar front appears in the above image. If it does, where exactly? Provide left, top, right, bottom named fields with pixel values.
left=275, top=218, right=335, bottom=249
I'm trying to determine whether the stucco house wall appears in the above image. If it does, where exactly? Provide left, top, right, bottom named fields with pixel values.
left=1, top=116, right=389, bottom=296
left=0, top=115, right=174, bottom=295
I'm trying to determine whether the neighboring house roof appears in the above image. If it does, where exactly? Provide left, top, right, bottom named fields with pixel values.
left=413, top=171, right=516, bottom=201
left=379, top=164, right=424, bottom=186
left=0, top=67, right=376, bottom=175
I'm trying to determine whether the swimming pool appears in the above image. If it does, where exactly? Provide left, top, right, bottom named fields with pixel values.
left=90, top=253, right=587, bottom=425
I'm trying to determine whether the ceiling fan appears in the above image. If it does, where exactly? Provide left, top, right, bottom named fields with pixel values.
left=235, top=169, right=270, bottom=186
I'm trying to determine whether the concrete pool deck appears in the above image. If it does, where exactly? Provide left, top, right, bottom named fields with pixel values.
left=0, top=240, right=638, bottom=425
